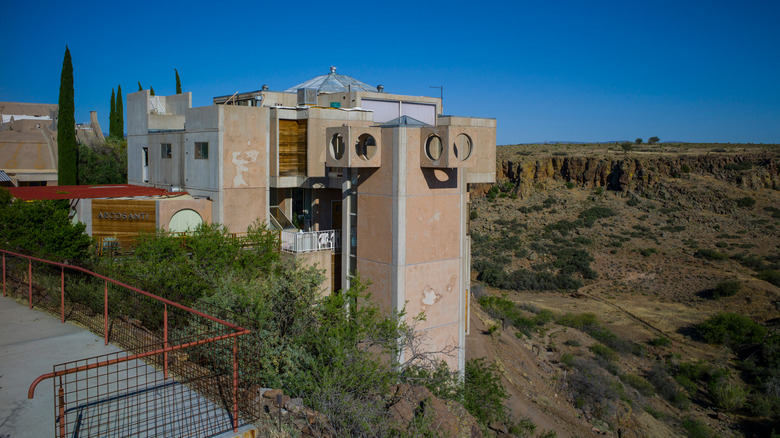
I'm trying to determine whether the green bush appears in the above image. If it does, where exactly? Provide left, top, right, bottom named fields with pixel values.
left=694, top=249, right=729, bottom=261
left=565, top=181, right=575, bottom=189
left=681, top=164, right=691, bottom=173
left=708, top=378, right=748, bottom=411
left=735, top=196, right=756, bottom=208
left=696, top=313, right=767, bottom=348
left=464, top=358, right=508, bottom=425
left=469, top=210, right=478, bottom=220
left=681, top=416, right=713, bottom=438
left=589, top=343, right=619, bottom=362
left=758, top=270, right=780, bottom=287
left=712, top=280, right=740, bottom=298
left=650, top=336, right=672, bottom=347
left=725, top=162, right=752, bottom=171
left=621, top=373, right=655, bottom=397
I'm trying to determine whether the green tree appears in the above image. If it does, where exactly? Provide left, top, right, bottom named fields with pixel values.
left=138, top=81, right=142, bottom=91
left=648, top=136, right=660, bottom=145
left=57, top=46, right=77, bottom=185
left=78, top=137, right=127, bottom=184
left=621, top=142, right=633, bottom=153
left=175, top=69, right=182, bottom=94
left=150, top=86, right=155, bottom=96
left=109, top=88, right=115, bottom=138
left=635, top=138, right=643, bottom=144
left=115, top=85, right=124, bottom=139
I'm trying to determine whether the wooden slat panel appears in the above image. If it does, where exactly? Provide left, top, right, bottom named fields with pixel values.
left=279, top=120, right=307, bottom=176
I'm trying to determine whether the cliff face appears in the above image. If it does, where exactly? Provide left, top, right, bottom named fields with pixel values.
left=498, top=153, right=779, bottom=195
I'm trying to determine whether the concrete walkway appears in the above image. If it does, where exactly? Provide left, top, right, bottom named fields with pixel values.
left=0, top=295, right=123, bottom=438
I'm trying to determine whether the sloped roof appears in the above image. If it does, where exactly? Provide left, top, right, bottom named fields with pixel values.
left=284, top=67, right=377, bottom=93
left=6, top=184, right=185, bottom=201
left=379, top=115, right=430, bottom=127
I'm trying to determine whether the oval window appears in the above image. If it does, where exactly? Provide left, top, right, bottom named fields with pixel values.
left=330, top=133, right=345, bottom=160
left=454, top=134, right=472, bottom=161
left=425, top=135, right=443, bottom=161
left=356, top=134, right=377, bottom=160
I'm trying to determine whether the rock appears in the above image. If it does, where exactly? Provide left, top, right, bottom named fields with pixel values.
left=489, top=422, right=509, bottom=433
left=285, top=397, right=304, bottom=414
left=262, top=388, right=283, bottom=400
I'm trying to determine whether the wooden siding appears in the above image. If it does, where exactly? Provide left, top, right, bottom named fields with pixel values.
left=92, top=199, right=157, bottom=248
left=279, top=119, right=307, bottom=176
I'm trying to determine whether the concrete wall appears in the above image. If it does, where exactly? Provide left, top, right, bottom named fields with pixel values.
left=438, top=116, right=497, bottom=184
left=156, top=197, right=212, bottom=231
left=147, top=131, right=186, bottom=187
left=220, top=105, right=269, bottom=233
left=282, top=250, right=333, bottom=296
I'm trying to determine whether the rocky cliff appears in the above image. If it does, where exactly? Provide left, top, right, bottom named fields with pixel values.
left=497, top=153, right=779, bottom=195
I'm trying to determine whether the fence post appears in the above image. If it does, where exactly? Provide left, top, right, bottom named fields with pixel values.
left=163, top=304, right=169, bottom=379
left=232, top=336, right=238, bottom=432
left=58, top=377, right=66, bottom=438
left=104, top=280, right=108, bottom=345
left=61, top=267, right=65, bottom=323
left=28, top=259, right=32, bottom=309
left=2, top=253, right=5, bottom=297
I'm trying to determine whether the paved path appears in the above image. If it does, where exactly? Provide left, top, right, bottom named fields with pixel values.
left=0, top=295, right=122, bottom=438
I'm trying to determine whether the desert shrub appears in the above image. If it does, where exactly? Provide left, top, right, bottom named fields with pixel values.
left=568, top=357, right=621, bottom=420
left=589, top=343, right=619, bottom=362
left=621, top=373, right=655, bottom=397
left=560, top=353, right=575, bottom=368
left=650, top=336, right=672, bottom=347
left=725, top=162, right=752, bottom=171
left=759, top=270, right=780, bottom=287
left=469, top=210, right=478, bottom=220
left=681, top=417, right=713, bottom=438
left=681, top=164, right=691, bottom=173
left=578, top=206, right=616, bottom=226
left=565, top=181, right=575, bottom=189
left=647, top=363, right=690, bottom=409
left=639, top=248, right=657, bottom=257
left=712, top=280, right=741, bottom=298
left=557, top=312, right=599, bottom=330
left=626, top=197, right=640, bottom=207
left=564, top=339, right=581, bottom=347
left=509, top=417, right=537, bottom=437
left=694, top=249, right=729, bottom=261
left=708, top=378, right=748, bottom=411
left=748, top=393, right=780, bottom=417
left=464, top=358, right=508, bottom=425
left=735, top=196, right=756, bottom=208
left=696, top=313, right=767, bottom=348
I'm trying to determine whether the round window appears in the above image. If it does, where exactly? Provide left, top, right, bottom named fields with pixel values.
left=454, top=134, right=472, bottom=161
left=425, top=135, right=443, bottom=161
left=330, top=133, right=345, bottom=160
left=356, top=134, right=377, bottom=161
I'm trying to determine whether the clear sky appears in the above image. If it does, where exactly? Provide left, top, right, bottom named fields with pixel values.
left=1, top=0, right=778, bottom=145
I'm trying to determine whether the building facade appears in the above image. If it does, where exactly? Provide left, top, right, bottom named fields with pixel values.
left=126, top=68, right=496, bottom=370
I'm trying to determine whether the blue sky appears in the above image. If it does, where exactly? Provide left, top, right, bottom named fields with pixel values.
left=1, top=0, right=778, bottom=144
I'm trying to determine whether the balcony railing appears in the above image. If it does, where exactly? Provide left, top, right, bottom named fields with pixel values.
left=280, top=229, right=340, bottom=253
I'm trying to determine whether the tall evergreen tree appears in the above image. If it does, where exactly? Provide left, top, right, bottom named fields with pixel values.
left=57, top=46, right=77, bottom=185
left=109, top=88, right=115, bottom=138
left=116, top=85, right=124, bottom=139
left=175, top=69, right=182, bottom=94
left=138, top=81, right=142, bottom=91
left=150, top=86, right=155, bottom=96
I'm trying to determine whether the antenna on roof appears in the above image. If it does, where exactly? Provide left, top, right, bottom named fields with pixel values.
left=330, top=66, right=337, bottom=75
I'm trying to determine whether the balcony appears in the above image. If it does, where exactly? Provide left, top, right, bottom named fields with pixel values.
left=280, top=229, right=340, bottom=253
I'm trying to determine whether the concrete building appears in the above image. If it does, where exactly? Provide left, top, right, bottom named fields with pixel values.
left=1, top=102, right=106, bottom=186
left=126, top=67, right=496, bottom=370
left=0, top=102, right=59, bottom=186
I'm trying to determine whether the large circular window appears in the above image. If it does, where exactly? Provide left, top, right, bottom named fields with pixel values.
left=454, top=133, right=472, bottom=161
left=168, top=209, right=203, bottom=233
left=425, top=135, right=443, bottom=161
left=330, top=133, right=345, bottom=160
left=356, top=134, right=377, bottom=161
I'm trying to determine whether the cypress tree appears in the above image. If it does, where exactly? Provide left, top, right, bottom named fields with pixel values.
left=116, top=85, right=124, bottom=139
left=175, top=69, right=182, bottom=94
left=150, top=86, right=155, bottom=96
left=138, top=81, right=142, bottom=91
left=109, top=88, right=115, bottom=138
left=57, top=46, right=77, bottom=185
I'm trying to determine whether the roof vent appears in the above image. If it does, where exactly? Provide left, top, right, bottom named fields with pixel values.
left=377, top=84, right=384, bottom=93
left=261, top=84, right=269, bottom=91
left=329, top=66, right=337, bottom=75
left=297, top=88, right=317, bottom=106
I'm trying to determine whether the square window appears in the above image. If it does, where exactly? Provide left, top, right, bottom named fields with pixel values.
left=195, top=142, right=209, bottom=159
left=161, top=143, right=172, bottom=159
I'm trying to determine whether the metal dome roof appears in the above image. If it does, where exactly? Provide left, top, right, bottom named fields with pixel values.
left=284, top=66, right=377, bottom=93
